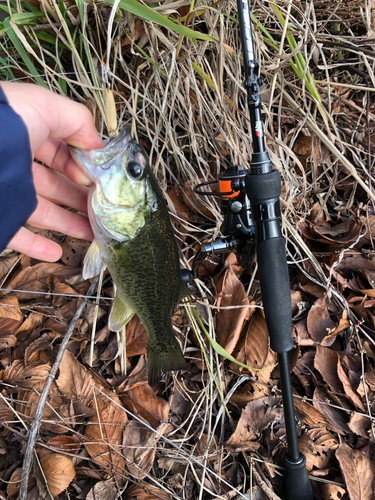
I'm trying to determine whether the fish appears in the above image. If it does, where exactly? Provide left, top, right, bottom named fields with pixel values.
left=69, top=128, right=189, bottom=385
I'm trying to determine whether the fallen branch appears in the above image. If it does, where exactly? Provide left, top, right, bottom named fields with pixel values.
left=19, top=275, right=100, bottom=500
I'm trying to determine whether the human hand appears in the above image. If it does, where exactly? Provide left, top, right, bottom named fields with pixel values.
left=1, top=82, right=103, bottom=262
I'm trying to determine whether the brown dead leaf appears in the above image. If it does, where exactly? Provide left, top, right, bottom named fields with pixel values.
left=123, top=421, right=169, bottom=479
left=336, top=442, right=375, bottom=500
left=56, top=350, right=94, bottom=402
left=313, top=387, right=349, bottom=435
left=299, top=218, right=364, bottom=248
left=348, top=413, right=372, bottom=438
left=0, top=295, right=22, bottom=322
left=321, top=310, right=350, bottom=346
left=314, top=345, right=342, bottom=393
left=226, top=397, right=281, bottom=452
left=0, top=326, right=17, bottom=349
left=308, top=428, right=338, bottom=469
left=7, top=262, right=81, bottom=300
left=84, top=392, right=127, bottom=474
left=298, top=433, right=316, bottom=470
left=17, top=386, right=69, bottom=434
left=321, top=483, right=347, bottom=500
left=229, top=380, right=270, bottom=408
left=4, top=360, right=51, bottom=388
left=222, top=42, right=234, bottom=54
left=52, top=282, right=81, bottom=307
left=0, top=252, right=19, bottom=284
left=196, top=433, right=219, bottom=462
left=7, top=467, right=22, bottom=499
left=216, top=264, right=250, bottom=355
left=125, top=482, right=172, bottom=500
left=337, top=358, right=365, bottom=411
left=121, top=18, right=145, bottom=46
left=40, top=453, right=75, bottom=498
left=47, top=435, right=81, bottom=455
left=16, top=312, right=44, bottom=338
left=294, top=397, right=336, bottom=432
left=307, top=295, right=336, bottom=342
left=294, top=318, right=314, bottom=346
left=257, top=345, right=277, bottom=385
left=121, top=384, right=169, bottom=429
left=0, top=392, right=15, bottom=435
left=24, top=335, right=53, bottom=364
left=87, top=481, right=118, bottom=500
left=125, top=315, right=148, bottom=357
left=0, top=296, right=22, bottom=347
left=365, top=369, right=375, bottom=390
left=294, top=136, right=318, bottom=170
left=169, top=382, right=194, bottom=416
left=181, top=179, right=214, bottom=217
left=245, top=311, right=269, bottom=375
left=7, top=467, right=35, bottom=498
left=293, top=350, right=315, bottom=397
left=61, top=236, right=90, bottom=267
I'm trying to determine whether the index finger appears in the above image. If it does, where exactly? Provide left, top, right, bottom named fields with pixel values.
left=34, top=139, right=93, bottom=186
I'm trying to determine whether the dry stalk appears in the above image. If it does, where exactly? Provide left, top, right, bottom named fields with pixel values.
left=19, top=276, right=99, bottom=500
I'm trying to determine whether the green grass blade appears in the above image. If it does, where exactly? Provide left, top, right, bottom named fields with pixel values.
left=190, top=305, right=275, bottom=373
left=131, top=38, right=168, bottom=78
left=250, top=12, right=279, bottom=49
left=107, top=0, right=215, bottom=41
left=10, top=12, right=45, bottom=26
left=191, top=61, right=216, bottom=90
left=0, top=57, right=15, bottom=79
left=2, top=18, right=48, bottom=87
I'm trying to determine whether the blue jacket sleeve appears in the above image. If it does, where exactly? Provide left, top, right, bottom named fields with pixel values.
left=0, top=84, right=37, bottom=252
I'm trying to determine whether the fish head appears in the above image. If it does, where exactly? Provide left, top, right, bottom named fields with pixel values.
left=70, top=127, right=158, bottom=241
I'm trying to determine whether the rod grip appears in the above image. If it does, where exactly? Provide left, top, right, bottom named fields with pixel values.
left=283, top=453, right=313, bottom=500
left=257, top=237, right=293, bottom=353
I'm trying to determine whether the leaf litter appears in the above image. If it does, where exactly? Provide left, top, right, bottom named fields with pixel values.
left=0, top=0, right=375, bottom=499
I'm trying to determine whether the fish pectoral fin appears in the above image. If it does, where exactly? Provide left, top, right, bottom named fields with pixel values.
left=109, top=294, right=134, bottom=332
left=83, top=240, right=105, bottom=280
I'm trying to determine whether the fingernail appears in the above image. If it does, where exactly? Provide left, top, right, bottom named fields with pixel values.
left=74, top=168, right=92, bottom=186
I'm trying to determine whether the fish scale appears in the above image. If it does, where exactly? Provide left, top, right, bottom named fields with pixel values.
left=69, top=128, right=189, bottom=385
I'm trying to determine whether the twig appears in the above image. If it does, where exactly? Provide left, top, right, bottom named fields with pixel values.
left=19, top=276, right=99, bottom=500
left=253, top=464, right=282, bottom=500
left=89, top=269, right=104, bottom=367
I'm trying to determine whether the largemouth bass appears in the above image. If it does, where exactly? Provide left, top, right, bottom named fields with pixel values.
left=69, top=128, right=189, bottom=385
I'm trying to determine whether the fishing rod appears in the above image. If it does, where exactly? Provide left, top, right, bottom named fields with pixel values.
left=192, top=2, right=314, bottom=499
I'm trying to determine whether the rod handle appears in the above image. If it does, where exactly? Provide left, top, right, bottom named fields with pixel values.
left=283, top=453, right=313, bottom=500
left=257, top=237, right=294, bottom=353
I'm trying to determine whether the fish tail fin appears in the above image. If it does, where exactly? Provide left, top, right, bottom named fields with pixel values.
left=147, top=340, right=186, bottom=386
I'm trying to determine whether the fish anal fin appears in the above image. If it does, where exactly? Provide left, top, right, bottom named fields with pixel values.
left=147, top=337, right=186, bottom=386
left=109, top=294, right=134, bottom=332
left=83, top=240, right=105, bottom=280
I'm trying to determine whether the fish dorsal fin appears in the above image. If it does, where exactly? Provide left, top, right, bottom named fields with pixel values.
left=83, top=240, right=105, bottom=280
left=109, top=294, right=134, bottom=332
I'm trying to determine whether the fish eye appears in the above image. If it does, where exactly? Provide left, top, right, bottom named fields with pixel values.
left=127, top=161, right=143, bottom=179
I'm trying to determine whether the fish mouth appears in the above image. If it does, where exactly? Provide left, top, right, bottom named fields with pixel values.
left=101, top=127, right=131, bottom=155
